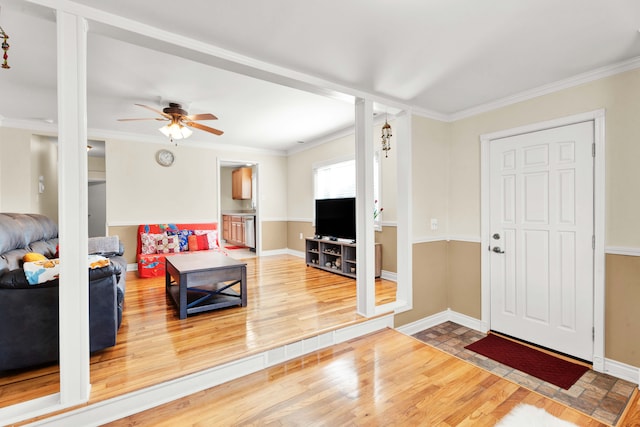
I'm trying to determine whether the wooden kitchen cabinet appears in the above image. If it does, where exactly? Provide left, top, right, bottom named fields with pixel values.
left=232, top=167, right=252, bottom=200
left=222, top=215, right=231, bottom=241
left=223, top=215, right=246, bottom=246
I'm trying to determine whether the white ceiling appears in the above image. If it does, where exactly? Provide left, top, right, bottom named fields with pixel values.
left=0, top=0, right=639, bottom=153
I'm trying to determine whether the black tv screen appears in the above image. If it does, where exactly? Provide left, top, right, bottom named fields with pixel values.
left=315, top=197, right=356, bottom=241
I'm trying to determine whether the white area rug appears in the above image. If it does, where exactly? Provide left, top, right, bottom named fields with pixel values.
left=495, top=404, right=579, bottom=427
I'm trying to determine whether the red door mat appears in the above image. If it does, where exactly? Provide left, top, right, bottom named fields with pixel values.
left=464, top=334, right=589, bottom=389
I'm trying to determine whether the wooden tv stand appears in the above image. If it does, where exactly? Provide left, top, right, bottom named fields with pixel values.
left=305, top=238, right=381, bottom=279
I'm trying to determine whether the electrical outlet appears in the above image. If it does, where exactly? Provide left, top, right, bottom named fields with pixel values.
left=430, top=218, right=438, bottom=231
left=299, top=232, right=303, bottom=240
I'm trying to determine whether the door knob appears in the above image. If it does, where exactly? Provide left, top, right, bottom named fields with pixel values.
left=492, top=233, right=500, bottom=240
left=492, top=246, right=505, bottom=254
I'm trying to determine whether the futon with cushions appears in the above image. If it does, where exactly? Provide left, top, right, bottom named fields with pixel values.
left=136, top=222, right=223, bottom=278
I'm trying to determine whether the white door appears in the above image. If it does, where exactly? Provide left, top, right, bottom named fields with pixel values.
left=489, top=121, right=594, bottom=361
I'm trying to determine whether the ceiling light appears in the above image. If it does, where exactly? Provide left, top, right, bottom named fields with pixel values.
left=159, top=120, right=192, bottom=142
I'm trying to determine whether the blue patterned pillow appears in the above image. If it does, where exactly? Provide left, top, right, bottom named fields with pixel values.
left=167, top=229, right=193, bottom=251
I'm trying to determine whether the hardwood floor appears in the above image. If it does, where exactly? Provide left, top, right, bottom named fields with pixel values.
left=2, top=254, right=395, bottom=422
left=106, top=329, right=612, bottom=426
left=4, top=254, right=639, bottom=426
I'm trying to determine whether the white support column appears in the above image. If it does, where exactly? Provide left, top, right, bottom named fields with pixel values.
left=394, top=112, right=412, bottom=310
left=57, top=10, right=90, bottom=404
left=355, top=99, right=375, bottom=317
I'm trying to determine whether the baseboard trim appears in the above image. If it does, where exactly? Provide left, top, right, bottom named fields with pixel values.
left=395, top=310, right=451, bottom=336
left=260, top=248, right=294, bottom=257
left=605, top=246, right=640, bottom=256
left=30, top=314, right=394, bottom=426
left=380, top=270, right=397, bottom=282
left=447, top=310, right=485, bottom=332
left=285, top=248, right=305, bottom=258
left=603, top=358, right=640, bottom=386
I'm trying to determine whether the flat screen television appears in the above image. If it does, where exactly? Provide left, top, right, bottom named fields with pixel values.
left=315, top=197, right=356, bottom=241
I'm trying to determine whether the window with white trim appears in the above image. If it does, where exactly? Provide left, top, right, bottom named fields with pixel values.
left=314, top=159, right=355, bottom=199
left=313, top=155, right=382, bottom=228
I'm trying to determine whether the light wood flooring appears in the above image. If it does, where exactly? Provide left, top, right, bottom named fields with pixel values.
left=4, top=254, right=640, bottom=426
left=107, top=329, right=622, bottom=426
left=2, top=254, right=396, bottom=423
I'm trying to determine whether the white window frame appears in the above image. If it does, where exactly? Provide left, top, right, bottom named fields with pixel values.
left=312, top=154, right=382, bottom=230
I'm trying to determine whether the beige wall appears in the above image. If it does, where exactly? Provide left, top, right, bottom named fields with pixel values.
left=395, top=241, right=448, bottom=326
left=261, top=220, right=288, bottom=251
left=286, top=221, right=315, bottom=253
left=0, top=128, right=58, bottom=220
left=106, top=139, right=219, bottom=224
left=0, top=128, right=31, bottom=212
left=31, top=135, right=58, bottom=222
left=446, top=241, right=481, bottom=319
left=411, top=116, right=450, bottom=239
left=105, top=139, right=287, bottom=225
left=108, top=225, right=139, bottom=264
left=605, top=254, right=640, bottom=366
left=449, top=68, right=640, bottom=246
left=375, top=226, right=397, bottom=273
left=395, top=240, right=480, bottom=327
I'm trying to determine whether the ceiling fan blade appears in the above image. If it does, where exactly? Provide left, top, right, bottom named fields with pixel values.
left=117, top=117, right=167, bottom=122
left=185, top=121, right=224, bottom=136
left=134, top=103, right=172, bottom=119
left=185, top=113, right=218, bottom=121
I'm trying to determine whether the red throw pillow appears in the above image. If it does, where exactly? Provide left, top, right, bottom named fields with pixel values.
left=187, top=234, right=209, bottom=251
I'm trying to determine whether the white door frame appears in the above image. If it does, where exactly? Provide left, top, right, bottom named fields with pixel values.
left=480, top=109, right=605, bottom=371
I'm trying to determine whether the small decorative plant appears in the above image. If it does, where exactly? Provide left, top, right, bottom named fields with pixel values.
left=374, top=200, right=384, bottom=220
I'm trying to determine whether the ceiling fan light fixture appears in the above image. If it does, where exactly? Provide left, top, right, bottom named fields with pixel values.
left=159, top=121, right=191, bottom=140
left=180, top=125, right=193, bottom=139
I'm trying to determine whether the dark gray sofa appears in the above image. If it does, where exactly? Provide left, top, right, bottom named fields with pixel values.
left=0, top=213, right=126, bottom=371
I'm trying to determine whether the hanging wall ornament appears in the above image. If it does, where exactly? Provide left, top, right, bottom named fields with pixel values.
left=0, top=6, right=9, bottom=70
left=0, top=25, right=8, bottom=69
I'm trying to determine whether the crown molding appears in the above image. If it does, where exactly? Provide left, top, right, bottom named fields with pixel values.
left=409, top=107, right=450, bottom=122
left=0, top=118, right=58, bottom=135
left=0, top=118, right=288, bottom=157
left=447, top=55, right=640, bottom=122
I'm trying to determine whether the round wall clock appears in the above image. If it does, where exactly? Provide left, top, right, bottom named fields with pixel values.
left=155, top=149, right=175, bottom=167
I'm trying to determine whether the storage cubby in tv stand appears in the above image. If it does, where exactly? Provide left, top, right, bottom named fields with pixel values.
left=305, top=237, right=381, bottom=279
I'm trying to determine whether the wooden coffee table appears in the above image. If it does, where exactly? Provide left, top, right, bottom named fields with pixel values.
left=165, top=251, right=247, bottom=319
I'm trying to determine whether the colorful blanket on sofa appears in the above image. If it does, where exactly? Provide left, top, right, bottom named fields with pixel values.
left=136, top=223, right=224, bottom=278
left=23, top=255, right=110, bottom=285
